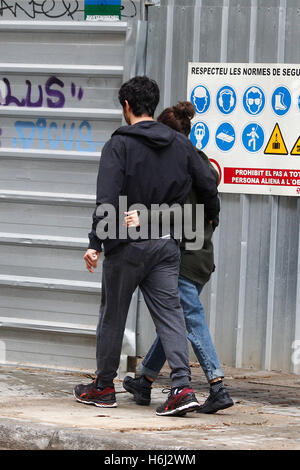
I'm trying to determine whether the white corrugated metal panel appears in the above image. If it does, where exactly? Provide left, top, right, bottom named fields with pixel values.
left=0, top=1, right=143, bottom=372
left=139, top=0, right=300, bottom=374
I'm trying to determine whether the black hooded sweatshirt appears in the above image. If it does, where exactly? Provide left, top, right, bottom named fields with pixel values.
left=88, top=120, right=220, bottom=255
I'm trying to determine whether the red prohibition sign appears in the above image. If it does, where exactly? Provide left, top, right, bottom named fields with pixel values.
left=209, top=158, right=222, bottom=184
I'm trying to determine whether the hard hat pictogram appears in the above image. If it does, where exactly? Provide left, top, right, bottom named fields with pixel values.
left=190, top=85, right=210, bottom=114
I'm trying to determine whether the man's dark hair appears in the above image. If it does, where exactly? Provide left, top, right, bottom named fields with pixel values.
left=118, top=76, right=160, bottom=117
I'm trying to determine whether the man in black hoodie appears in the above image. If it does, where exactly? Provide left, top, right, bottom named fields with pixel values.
left=74, top=76, right=220, bottom=416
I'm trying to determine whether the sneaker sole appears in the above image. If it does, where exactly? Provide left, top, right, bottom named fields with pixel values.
left=74, top=392, right=117, bottom=408
left=156, top=401, right=200, bottom=417
left=123, top=382, right=150, bottom=406
left=197, top=400, right=234, bottom=414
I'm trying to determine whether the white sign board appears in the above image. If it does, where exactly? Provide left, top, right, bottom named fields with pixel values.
left=187, top=63, right=300, bottom=196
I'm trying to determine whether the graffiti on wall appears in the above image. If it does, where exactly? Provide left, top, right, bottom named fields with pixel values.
left=0, top=76, right=84, bottom=108
left=12, top=118, right=99, bottom=152
left=0, top=76, right=104, bottom=152
left=0, top=1, right=137, bottom=149
left=0, top=0, right=84, bottom=19
left=0, top=0, right=137, bottom=19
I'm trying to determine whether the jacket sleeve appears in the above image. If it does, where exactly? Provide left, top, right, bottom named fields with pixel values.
left=198, top=150, right=220, bottom=229
left=88, top=137, right=125, bottom=251
left=187, top=143, right=220, bottom=221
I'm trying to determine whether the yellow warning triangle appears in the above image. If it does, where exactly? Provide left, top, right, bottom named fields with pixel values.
left=264, top=123, right=288, bottom=155
left=290, top=136, right=300, bottom=155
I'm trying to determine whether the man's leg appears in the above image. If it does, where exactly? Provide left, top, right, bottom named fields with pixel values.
left=139, top=243, right=190, bottom=388
left=138, top=239, right=200, bottom=416
left=74, top=245, right=141, bottom=407
left=95, top=249, right=141, bottom=387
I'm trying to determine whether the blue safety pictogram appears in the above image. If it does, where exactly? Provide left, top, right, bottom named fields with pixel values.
left=190, top=85, right=210, bottom=114
left=215, top=122, right=235, bottom=151
left=190, top=121, right=209, bottom=150
left=216, top=86, right=237, bottom=114
left=242, top=123, right=264, bottom=153
left=243, top=85, right=265, bottom=115
left=271, top=86, right=291, bottom=116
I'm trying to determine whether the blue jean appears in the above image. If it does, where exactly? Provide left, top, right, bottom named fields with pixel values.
left=138, top=275, right=224, bottom=383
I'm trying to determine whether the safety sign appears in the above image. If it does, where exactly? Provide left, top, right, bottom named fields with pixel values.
left=190, top=121, right=209, bottom=150
left=216, top=86, right=236, bottom=114
left=242, top=123, right=264, bottom=153
left=271, top=86, right=291, bottom=116
left=243, top=86, right=265, bottom=115
left=187, top=62, right=300, bottom=196
left=290, top=136, right=300, bottom=156
left=215, top=122, right=235, bottom=151
left=264, top=123, right=288, bottom=155
left=190, top=85, right=210, bottom=114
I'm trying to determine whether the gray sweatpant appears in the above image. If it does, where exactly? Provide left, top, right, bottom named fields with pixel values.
left=96, top=238, right=191, bottom=388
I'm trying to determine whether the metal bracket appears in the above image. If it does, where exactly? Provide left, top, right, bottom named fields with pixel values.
left=140, top=1, right=160, bottom=22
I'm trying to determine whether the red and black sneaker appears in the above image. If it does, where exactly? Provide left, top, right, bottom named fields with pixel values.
left=156, top=387, right=200, bottom=416
left=74, top=379, right=117, bottom=408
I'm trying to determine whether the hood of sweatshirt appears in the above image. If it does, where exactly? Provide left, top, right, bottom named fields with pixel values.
left=112, top=120, right=177, bottom=149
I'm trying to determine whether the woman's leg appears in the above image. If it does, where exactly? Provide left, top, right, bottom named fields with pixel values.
left=178, top=275, right=224, bottom=383
left=137, top=335, right=167, bottom=381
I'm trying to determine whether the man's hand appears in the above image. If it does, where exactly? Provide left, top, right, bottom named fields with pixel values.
left=84, top=249, right=100, bottom=273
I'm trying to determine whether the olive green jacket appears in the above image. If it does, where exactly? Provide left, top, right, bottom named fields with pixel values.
left=179, top=150, right=219, bottom=286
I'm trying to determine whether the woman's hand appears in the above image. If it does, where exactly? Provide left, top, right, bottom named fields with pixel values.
left=124, top=210, right=140, bottom=227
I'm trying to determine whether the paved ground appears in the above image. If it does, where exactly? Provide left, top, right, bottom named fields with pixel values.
left=0, top=362, right=300, bottom=450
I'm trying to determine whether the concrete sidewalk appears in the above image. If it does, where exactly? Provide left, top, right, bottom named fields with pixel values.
left=0, top=362, right=300, bottom=450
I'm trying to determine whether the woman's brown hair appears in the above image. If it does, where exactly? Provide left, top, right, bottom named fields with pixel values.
left=157, top=101, right=195, bottom=137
